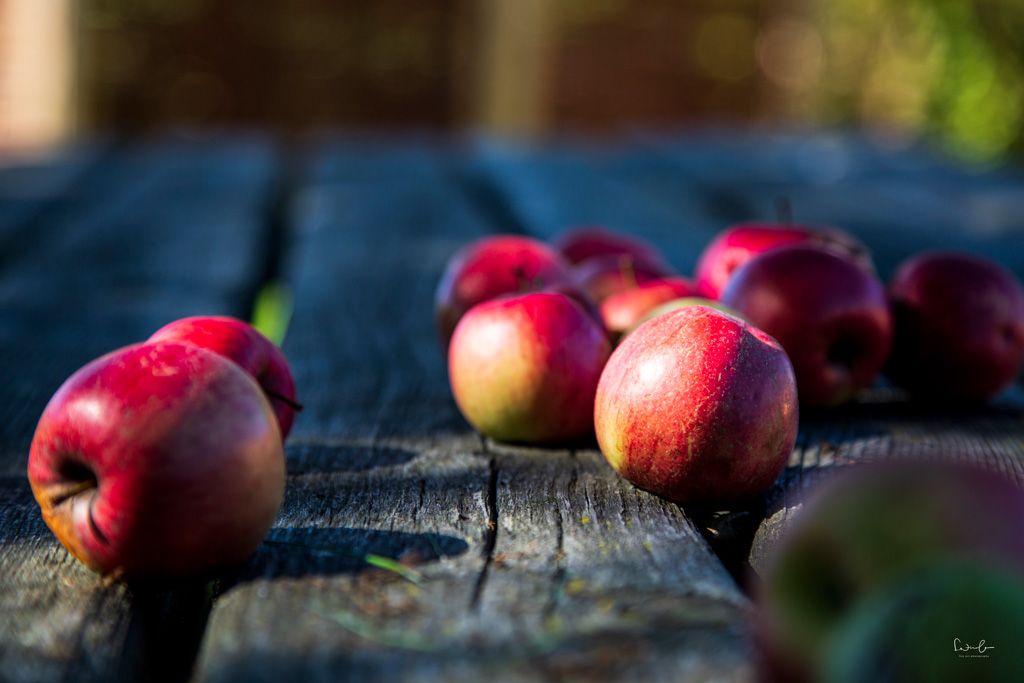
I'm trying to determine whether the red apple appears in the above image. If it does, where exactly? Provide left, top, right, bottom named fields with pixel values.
left=552, top=225, right=668, bottom=268
left=573, top=253, right=677, bottom=303
left=595, top=306, right=798, bottom=504
left=721, top=245, right=891, bottom=407
left=435, top=235, right=572, bottom=347
left=694, top=223, right=871, bottom=300
left=149, top=316, right=300, bottom=438
left=448, top=292, right=610, bottom=443
left=886, top=251, right=1024, bottom=401
left=27, top=342, right=285, bottom=578
left=599, top=276, right=696, bottom=339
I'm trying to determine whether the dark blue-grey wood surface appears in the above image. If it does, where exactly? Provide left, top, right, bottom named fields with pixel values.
left=0, top=132, right=1021, bottom=683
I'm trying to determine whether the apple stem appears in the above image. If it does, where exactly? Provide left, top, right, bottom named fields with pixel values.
left=776, top=197, right=793, bottom=225
left=266, top=390, right=304, bottom=412
left=620, top=254, right=637, bottom=289
left=49, top=478, right=97, bottom=507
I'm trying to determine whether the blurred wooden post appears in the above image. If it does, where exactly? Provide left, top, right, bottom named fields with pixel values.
left=0, top=0, right=76, bottom=151
left=467, top=0, right=555, bottom=137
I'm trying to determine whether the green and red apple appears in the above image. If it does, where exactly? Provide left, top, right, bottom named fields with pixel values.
left=595, top=306, right=798, bottom=504
left=448, top=291, right=610, bottom=444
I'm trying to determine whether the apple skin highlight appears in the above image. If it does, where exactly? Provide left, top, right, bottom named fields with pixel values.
left=595, top=306, right=798, bottom=505
left=28, top=342, right=284, bottom=578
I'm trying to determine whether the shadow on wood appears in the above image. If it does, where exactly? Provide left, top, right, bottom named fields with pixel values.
left=228, top=527, right=471, bottom=584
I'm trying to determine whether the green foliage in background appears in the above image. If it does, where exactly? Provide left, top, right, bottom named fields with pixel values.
left=816, top=0, right=1024, bottom=162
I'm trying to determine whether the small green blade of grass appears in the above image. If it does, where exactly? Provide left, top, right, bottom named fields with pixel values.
left=250, top=281, right=293, bottom=347
left=365, top=554, right=423, bottom=586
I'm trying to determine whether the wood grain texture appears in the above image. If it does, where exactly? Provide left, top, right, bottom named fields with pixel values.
left=0, top=136, right=277, bottom=682
left=195, top=140, right=752, bottom=683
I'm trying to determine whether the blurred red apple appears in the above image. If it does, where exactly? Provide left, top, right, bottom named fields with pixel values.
left=759, top=461, right=1024, bottom=682
left=722, top=245, right=891, bottom=407
left=599, top=276, right=696, bottom=339
left=595, top=306, right=798, bottom=504
left=149, top=315, right=300, bottom=438
left=553, top=225, right=668, bottom=268
left=435, top=235, right=572, bottom=348
left=28, top=342, right=285, bottom=578
left=448, top=292, right=610, bottom=443
left=886, top=251, right=1024, bottom=401
left=573, top=253, right=677, bottom=303
left=695, top=223, right=871, bottom=300
left=824, top=563, right=1024, bottom=683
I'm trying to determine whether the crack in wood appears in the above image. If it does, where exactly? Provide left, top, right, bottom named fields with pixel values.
left=470, top=456, right=499, bottom=610
left=411, top=479, right=426, bottom=524
left=543, top=458, right=575, bottom=620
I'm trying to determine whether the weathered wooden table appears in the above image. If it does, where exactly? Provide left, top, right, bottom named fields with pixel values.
left=2, top=132, right=1023, bottom=682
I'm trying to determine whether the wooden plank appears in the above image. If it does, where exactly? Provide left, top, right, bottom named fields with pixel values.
left=0, top=136, right=278, bottom=682
left=195, top=141, right=751, bottom=682
left=196, top=143, right=496, bottom=681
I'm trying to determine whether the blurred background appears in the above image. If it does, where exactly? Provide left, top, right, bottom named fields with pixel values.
left=2, top=0, right=1023, bottom=164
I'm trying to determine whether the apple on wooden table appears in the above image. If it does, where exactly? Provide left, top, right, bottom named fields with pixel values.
left=594, top=305, right=798, bottom=504
left=448, top=291, right=610, bottom=444
left=885, top=251, right=1024, bottom=401
left=28, top=342, right=285, bottom=578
